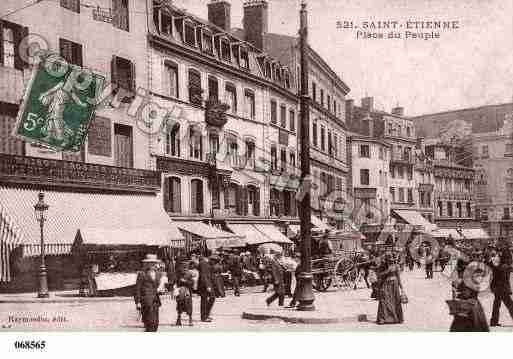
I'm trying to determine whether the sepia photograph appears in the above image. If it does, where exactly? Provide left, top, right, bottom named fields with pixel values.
left=0, top=0, right=512, bottom=345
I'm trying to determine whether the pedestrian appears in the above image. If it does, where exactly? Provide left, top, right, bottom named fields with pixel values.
left=198, top=253, right=215, bottom=322
left=134, top=254, right=165, bottom=332
left=319, top=229, right=333, bottom=256
left=287, top=255, right=302, bottom=308
left=425, top=248, right=434, bottom=279
left=489, top=249, right=513, bottom=327
left=448, top=259, right=489, bottom=332
left=266, top=253, right=285, bottom=307
left=258, top=255, right=270, bottom=293
left=376, top=252, right=405, bottom=325
left=228, top=250, right=243, bottom=296
left=211, top=255, right=225, bottom=298
left=175, top=276, right=193, bottom=327
left=165, top=256, right=176, bottom=292
left=369, top=254, right=380, bottom=300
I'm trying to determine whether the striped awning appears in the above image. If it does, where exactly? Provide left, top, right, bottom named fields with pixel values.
left=176, top=221, right=246, bottom=249
left=0, top=186, right=184, bottom=282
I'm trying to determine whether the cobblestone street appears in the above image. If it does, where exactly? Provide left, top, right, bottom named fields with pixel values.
left=1, top=268, right=512, bottom=332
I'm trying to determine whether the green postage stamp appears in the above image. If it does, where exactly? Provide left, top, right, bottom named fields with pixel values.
left=14, top=54, right=104, bottom=152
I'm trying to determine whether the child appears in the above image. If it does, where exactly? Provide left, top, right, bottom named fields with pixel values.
left=175, top=277, right=193, bottom=326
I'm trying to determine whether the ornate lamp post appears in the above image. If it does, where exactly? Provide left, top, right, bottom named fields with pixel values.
left=34, top=192, right=49, bottom=298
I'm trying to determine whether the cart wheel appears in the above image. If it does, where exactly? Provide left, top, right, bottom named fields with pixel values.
left=333, top=258, right=355, bottom=290
left=313, top=274, right=332, bottom=292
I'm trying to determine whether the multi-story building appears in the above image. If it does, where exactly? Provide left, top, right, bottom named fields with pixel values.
left=232, top=0, right=351, bottom=228
left=348, top=134, right=391, bottom=226
left=413, top=103, right=513, bottom=241
left=147, top=0, right=298, bottom=242
left=0, top=0, right=184, bottom=290
left=346, top=98, right=434, bottom=232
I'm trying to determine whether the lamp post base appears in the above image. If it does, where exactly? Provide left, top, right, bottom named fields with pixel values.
left=296, top=272, right=315, bottom=311
left=37, top=265, right=49, bottom=299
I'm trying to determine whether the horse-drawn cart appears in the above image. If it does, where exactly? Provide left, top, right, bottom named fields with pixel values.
left=310, top=229, right=365, bottom=292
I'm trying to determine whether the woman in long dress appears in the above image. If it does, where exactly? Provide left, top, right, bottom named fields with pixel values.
left=449, top=259, right=489, bottom=332
left=376, top=253, right=404, bottom=325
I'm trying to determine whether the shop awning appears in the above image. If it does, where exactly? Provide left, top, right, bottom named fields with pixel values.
left=311, top=215, right=332, bottom=231
left=74, top=228, right=183, bottom=247
left=461, top=228, right=490, bottom=240
left=0, top=186, right=184, bottom=281
left=253, top=224, right=293, bottom=245
left=226, top=223, right=281, bottom=246
left=176, top=221, right=246, bottom=249
left=431, top=228, right=463, bottom=240
left=392, top=210, right=438, bottom=233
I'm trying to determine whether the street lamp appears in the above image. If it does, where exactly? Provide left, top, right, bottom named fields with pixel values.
left=34, top=192, right=49, bottom=298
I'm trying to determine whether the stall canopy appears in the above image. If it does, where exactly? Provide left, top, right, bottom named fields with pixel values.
left=288, top=215, right=334, bottom=236
left=74, top=228, right=181, bottom=248
left=392, top=210, right=438, bottom=233
left=0, top=186, right=184, bottom=282
left=431, top=228, right=463, bottom=240
left=461, top=228, right=490, bottom=240
left=227, top=223, right=293, bottom=246
left=176, top=221, right=246, bottom=249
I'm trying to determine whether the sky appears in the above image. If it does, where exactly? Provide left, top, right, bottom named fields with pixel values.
left=172, top=0, right=513, bottom=116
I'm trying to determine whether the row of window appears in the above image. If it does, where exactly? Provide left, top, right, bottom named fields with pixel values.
left=316, top=171, right=344, bottom=196
left=390, top=164, right=413, bottom=180
left=358, top=144, right=389, bottom=160
left=61, top=0, right=130, bottom=31
left=479, top=144, right=513, bottom=158
left=270, top=146, right=296, bottom=173
left=390, top=187, right=414, bottom=203
left=311, top=81, right=340, bottom=117
left=270, top=100, right=296, bottom=132
left=153, top=3, right=291, bottom=89
left=437, top=201, right=472, bottom=218
left=386, top=121, right=414, bottom=138
left=312, top=120, right=344, bottom=159
left=434, top=178, right=472, bottom=193
left=476, top=207, right=513, bottom=221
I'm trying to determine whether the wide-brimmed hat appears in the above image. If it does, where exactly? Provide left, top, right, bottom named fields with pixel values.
left=142, top=254, right=161, bottom=263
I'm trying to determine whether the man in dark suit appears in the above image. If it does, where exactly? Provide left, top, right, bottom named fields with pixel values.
left=489, top=249, right=513, bottom=327
left=198, top=254, right=216, bottom=322
left=228, top=251, right=243, bottom=296
left=265, top=254, right=285, bottom=307
left=134, top=254, right=164, bottom=332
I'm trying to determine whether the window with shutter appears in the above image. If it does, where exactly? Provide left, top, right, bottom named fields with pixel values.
left=191, top=179, right=203, bottom=214
left=113, top=0, right=130, bottom=32
left=188, top=69, right=203, bottom=106
left=225, top=83, right=237, bottom=114
left=0, top=104, right=24, bottom=155
left=289, top=109, right=295, bottom=132
left=163, top=177, right=170, bottom=212
left=280, top=105, right=286, bottom=128
left=60, top=0, right=80, bottom=13
left=1, top=21, right=28, bottom=70
left=169, top=177, right=181, bottom=213
left=208, top=76, right=219, bottom=102
left=164, top=60, right=179, bottom=98
left=270, top=100, right=277, bottom=124
left=112, top=56, right=135, bottom=102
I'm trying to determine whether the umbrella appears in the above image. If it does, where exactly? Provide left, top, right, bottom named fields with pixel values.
left=257, top=243, right=283, bottom=255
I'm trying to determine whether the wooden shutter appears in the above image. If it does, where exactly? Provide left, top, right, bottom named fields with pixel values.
left=197, top=181, right=203, bottom=213
left=73, top=42, right=83, bottom=67
left=224, top=187, right=230, bottom=209
left=129, top=59, right=136, bottom=92
left=173, top=178, right=181, bottom=213
left=13, top=24, right=28, bottom=70
left=59, top=39, right=72, bottom=63
left=235, top=185, right=242, bottom=215
left=163, top=177, right=170, bottom=212
left=191, top=180, right=197, bottom=213
left=242, top=186, right=248, bottom=216
left=0, top=21, right=4, bottom=66
left=111, top=56, right=118, bottom=87
left=254, top=188, right=260, bottom=216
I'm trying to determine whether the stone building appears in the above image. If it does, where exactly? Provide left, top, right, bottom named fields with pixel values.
left=413, top=103, right=513, bottom=241
left=0, top=0, right=184, bottom=290
left=232, top=0, right=351, bottom=228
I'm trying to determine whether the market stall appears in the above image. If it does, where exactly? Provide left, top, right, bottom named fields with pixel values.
left=72, top=227, right=184, bottom=296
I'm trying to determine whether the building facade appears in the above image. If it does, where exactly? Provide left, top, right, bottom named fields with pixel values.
left=413, top=103, right=513, bottom=240
left=0, top=0, right=185, bottom=290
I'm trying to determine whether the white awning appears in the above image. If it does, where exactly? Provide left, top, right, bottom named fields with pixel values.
left=253, top=224, right=293, bottom=245
left=392, top=210, right=438, bottom=233
left=176, top=221, right=246, bottom=249
left=74, top=228, right=183, bottom=247
left=431, top=228, right=463, bottom=240
left=311, top=215, right=332, bottom=231
left=227, top=224, right=270, bottom=245
left=461, top=228, right=490, bottom=240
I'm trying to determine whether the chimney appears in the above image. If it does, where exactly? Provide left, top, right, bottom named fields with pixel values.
left=361, top=97, right=373, bottom=112
left=363, top=116, right=374, bottom=137
left=208, top=0, right=231, bottom=31
left=243, top=0, right=268, bottom=50
left=391, top=106, right=404, bottom=116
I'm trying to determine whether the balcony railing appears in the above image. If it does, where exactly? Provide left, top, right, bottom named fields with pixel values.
left=391, top=151, right=415, bottom=164
left=0, top=153, right=161, bottom=192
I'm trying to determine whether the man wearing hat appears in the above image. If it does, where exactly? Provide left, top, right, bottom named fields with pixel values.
left=134, top=254, right=165, bottom=332
left=198, top=253, right=216, bottom=322
left=489, top=246, right=513, bottom=327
